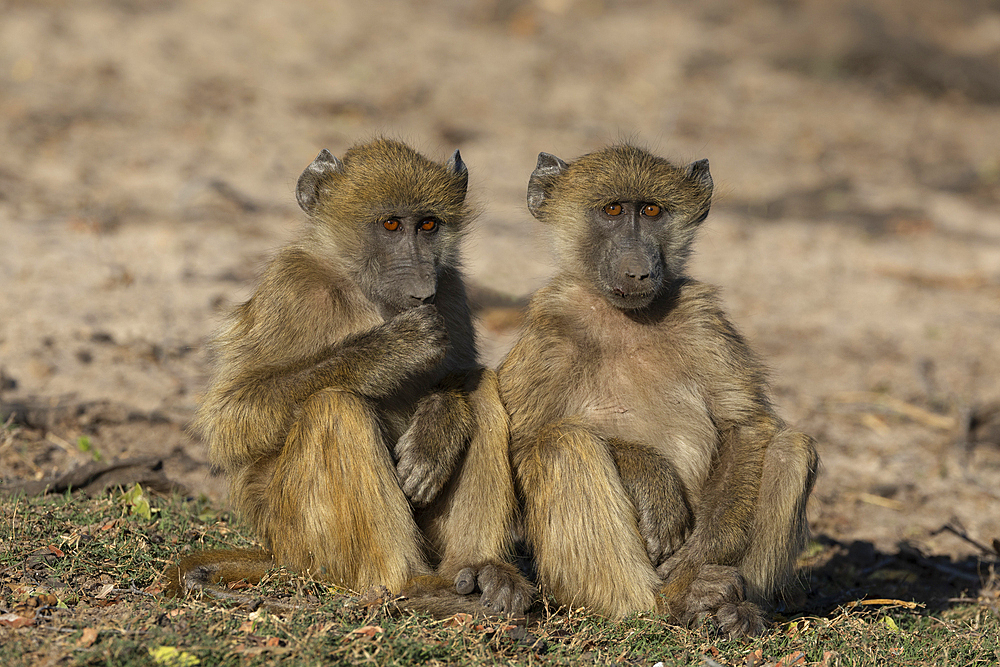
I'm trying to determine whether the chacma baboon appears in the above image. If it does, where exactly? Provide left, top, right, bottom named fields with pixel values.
left=175, top=139, right=532, bottom=617
left=497, top=144, right=817, bottom=635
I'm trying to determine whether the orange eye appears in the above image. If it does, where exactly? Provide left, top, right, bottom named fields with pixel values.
left=642, top=204, right=661, bottom=217
left=603, top=203, right=623, bottom=216
left=420, top=219, right=437, bottom=232
left=383, top=219, right=400, bottom=231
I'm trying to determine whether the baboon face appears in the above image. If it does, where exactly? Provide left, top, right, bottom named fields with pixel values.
left=526, top=145, right=713, bottom=311
left=296, top=140, right=470, bottom=315
left=583, top=201, right=665, bottom=310
left=362, top=211, right=445, bottom=312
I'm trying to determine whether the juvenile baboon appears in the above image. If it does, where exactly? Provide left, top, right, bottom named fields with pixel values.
left=497, top=144, right=817, bottom=636
left=179, top=139, right=532, bottom=616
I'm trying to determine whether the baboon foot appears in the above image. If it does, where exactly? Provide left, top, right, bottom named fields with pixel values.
left=662, top=563, right=766, bottom=637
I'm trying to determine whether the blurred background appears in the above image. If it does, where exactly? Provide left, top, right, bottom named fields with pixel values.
left=1, top=0, right=999, bottom=582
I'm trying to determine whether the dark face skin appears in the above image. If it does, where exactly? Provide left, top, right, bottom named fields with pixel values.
left=364, top=212, right=442, bottom=315
left=584, top=201, right=665, bottom=310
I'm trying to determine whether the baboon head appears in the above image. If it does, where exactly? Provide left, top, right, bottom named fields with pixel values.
left=526, top=143, right=713, bottom=310
left=296, top=138, right=471, bottom=314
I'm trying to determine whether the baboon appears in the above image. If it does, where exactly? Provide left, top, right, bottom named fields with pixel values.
left=177, top=139, right=532, bottom=617
left=497, top=144, right=817, bottom=636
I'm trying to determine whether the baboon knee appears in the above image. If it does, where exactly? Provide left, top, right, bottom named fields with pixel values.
left=293, top=388, right=384, bottom=456
left=519, top=421, right=607, bottom=491
left=535, top=420, right=603, bottom=462
left=765, top=429, right=818, bottom=501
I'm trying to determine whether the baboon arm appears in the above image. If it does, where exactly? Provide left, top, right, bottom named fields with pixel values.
left=672, top=420, right=772, bottom=566
left=251, top=304, right=448, bottom=403
left=608, top=439, right=693, bottom=567
left=203, top=304, right=447, bottom=469
left=499, top=329, right=576, bottom=457
left=652, top=419, right=774, bottom=635
left=396, top=373, right=475, bottom=507
left=669, top=310, right=776, bottom=567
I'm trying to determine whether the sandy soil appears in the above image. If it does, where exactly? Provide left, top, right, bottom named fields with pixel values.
left=2, top=0, right=999, bottom=587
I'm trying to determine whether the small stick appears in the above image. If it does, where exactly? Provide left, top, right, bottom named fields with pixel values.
left=845, top=599, right=923, bottom=610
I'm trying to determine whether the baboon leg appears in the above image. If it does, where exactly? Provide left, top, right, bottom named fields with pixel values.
left=519, top=420, right=661, bottom=618
left=419, top=370, right=534, bottom=615
left=264, top=387, right=428, bottom=591
left=740, top=429, right=818, bottom=605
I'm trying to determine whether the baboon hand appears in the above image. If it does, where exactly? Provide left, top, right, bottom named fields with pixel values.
left=395, top=429, right=452, bottom=507
left=635, top=500, right=688, bottom=568
left=455, top=561, right=535, bottom=617
left=395, top=386, right=471, bottom=507
left=389, top=304, right=449, bottom=370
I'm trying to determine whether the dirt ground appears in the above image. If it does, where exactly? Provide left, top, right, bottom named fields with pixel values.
left=2, top=0, right=999, bottom=602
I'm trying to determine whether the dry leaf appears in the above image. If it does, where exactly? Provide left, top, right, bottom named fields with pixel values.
left=777, top=651, right=806, bottom=667
left=444, top=612, right=474, bottom=628
left=0, top=612, right=35, bottom=629
left=46, top=545, right=65, bottom=557
left=745, top=648, right=764, bottom=666
left=95, top=583, right=115, bottom=599
left=264, top=637, right=281, bottom=647
left=77, top=627, right=99, bottom=648
left=346, top=625, right=384, bottom=640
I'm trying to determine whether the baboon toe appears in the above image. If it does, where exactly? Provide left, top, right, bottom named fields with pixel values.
left=715, top=600, right=766, bottom=637
left=454, top=567, right=476, bottom=595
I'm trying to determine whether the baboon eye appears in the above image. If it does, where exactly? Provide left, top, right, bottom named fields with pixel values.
left=419, top=219, right=438, bottom=232
left=383, top=219, right=400, bottom=231
left=603, top=203, right=623, bottom=216
left=642, top=204, right=661, bottom=217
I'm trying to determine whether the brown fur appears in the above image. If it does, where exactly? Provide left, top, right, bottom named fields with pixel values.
left=498, top=144, right=817, bottom=636
left=178, top=139, right=533, bottom=617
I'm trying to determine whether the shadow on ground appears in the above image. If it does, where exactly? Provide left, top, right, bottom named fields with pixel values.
left=800, top=533, right=1000, bottom=618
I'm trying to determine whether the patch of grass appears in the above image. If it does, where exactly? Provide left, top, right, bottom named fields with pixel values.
left=1, top=490, right=997, bottom=666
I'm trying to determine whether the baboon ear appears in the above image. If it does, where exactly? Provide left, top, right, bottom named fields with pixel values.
left=447, top=149, right=469, bottom=197
left=685, top=159, right=713, bottom=193
left=296, top=149, right=344, bottom=214
left=527, top=152, right=568, bottom=219
left=685, top=159, right=713, bottom=225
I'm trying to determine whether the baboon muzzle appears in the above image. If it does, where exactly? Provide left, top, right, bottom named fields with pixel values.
left=613, top=249, right=658, bottom=296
